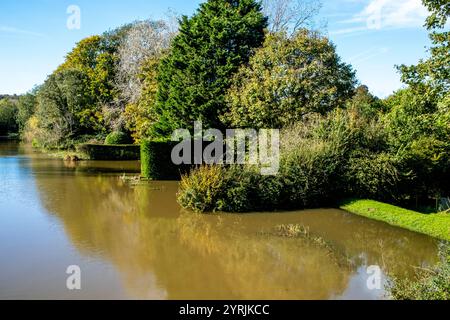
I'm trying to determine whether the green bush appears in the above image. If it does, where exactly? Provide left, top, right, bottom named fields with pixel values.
left=345, top=151, right=399, bottom=201
left=220, top=168, right=283, bottom=212
left=177, top=143, right=347, bottom=213
left=178, top=106, right=450, bottom=213
left=177, top=114, right=352, bottom=213
left=178, top=165, right=226, bottom=212
left=178, top=165, right=279, bottom=213
left=77, top=144, right=139, bottom=160
left=383, top=87, right=450, bottom=200
left=105, top=131, right=133, bottom=145
left=395, top=136, right=450, bottom=200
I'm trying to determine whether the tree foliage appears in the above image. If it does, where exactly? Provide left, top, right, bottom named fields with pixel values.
left=346, top=85, right=386, bottom=118
left=224, top=31, right=356, bottom=129
left=58, top=35, right=117, bottom=104
left=423, top=0, right=449, bottom=29
left=0, top=98, right=18, bottom=135
left=153, top=0, right=268, bottom=137
left=16, top=89, right=38, bottom=133
left=387, top=0, right=450, bottom=199
left=35, top=69, right=98, bottom=148
left=30, top=25, right=133, bottom=147
left=383, top=88, right=450, bottom=199
left=124, top=56, right=162, bottom=142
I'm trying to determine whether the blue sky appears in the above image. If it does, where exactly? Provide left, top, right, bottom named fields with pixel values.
left=0, top=0, right=431, bottom=97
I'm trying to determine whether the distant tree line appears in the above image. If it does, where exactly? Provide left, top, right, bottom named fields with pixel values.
left=7, top=0, right=328, bottom=147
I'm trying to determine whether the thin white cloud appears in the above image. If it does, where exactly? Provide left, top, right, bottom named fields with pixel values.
left=0, top=26, right=46, bottom=38
left=348, top=47, right=379, bottom=61
left=332, top=0, right=429, bottom=35
left=329, top=26, right=368, bottom=35
left=349, top=47, right=390, bottom=64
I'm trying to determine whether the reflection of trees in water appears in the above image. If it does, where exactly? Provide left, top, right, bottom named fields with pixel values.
left=31, top=167, right=352, bottom=299
left=249, top=210, right=440, bottom=278
left=30, top=157, right=440, bottom=299
left=175, top=213, right=355, bottom=299
left=0, top=140, right=20, bottom=156
left=305, top=211, right=441, bottom=277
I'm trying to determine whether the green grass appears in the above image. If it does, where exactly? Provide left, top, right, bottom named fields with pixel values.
left=340, top=199, right=450, bottom=241
left=48, top=150, right=88, bottom=161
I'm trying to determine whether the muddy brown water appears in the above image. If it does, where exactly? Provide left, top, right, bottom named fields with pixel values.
left=0, top=141, right=440, bottom=299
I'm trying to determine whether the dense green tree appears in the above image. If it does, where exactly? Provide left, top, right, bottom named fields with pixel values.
left=58, top=35, right=118, bottom=104
left=16, top=89, right=38, bottom=133
left=30, top=24, right=133, bottom=147
left=0, top=98, right=18, bottom=135
left=386, top=1, right=450, bottom=199
left=153, top=0, right=268, bottom=137
left=35, top=69, right=97, bottom=148
left=383, top=87, right=450, bottom=199
left=384, top=89, right=441, bottom=148
left=57, top=24, right=133, bottom=115
left=224, top=31, right=356, bottom=129
left=346, top=85, right=386, bottom=116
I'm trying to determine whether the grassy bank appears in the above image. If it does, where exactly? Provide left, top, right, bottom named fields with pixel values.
left=46, top=149, right=88, bottom=161
left=341, top=200, right=450, bottom=241
left=32, top=144, right=140, bottom=161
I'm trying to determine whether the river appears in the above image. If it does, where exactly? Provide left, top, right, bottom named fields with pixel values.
left=0, top=140, right=440, bottom=299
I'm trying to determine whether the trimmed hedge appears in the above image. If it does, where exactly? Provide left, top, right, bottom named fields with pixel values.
left=77, top=144, right=140, bottom=161
left=105, top=132, right=133, bottom=145
left=141, top=140, right=191, bottom=180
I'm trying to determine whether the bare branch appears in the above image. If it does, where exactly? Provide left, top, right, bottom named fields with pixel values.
left=262, top=0, right=322, bottom=35
left=116, top=19, right=176, bottom=105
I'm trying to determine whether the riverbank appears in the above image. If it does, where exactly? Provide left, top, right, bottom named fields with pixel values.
left=30, top=146, right=88, bottom=161
left=341, top=200, right=450, bottom=241
left=31, top=144, right=140, bottom=162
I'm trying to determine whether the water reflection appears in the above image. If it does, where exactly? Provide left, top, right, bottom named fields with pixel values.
left=0, top=141, right=441, bottom=299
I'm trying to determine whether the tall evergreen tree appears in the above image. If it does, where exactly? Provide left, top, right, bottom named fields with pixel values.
left=153, top=0, right=268, bottom=137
